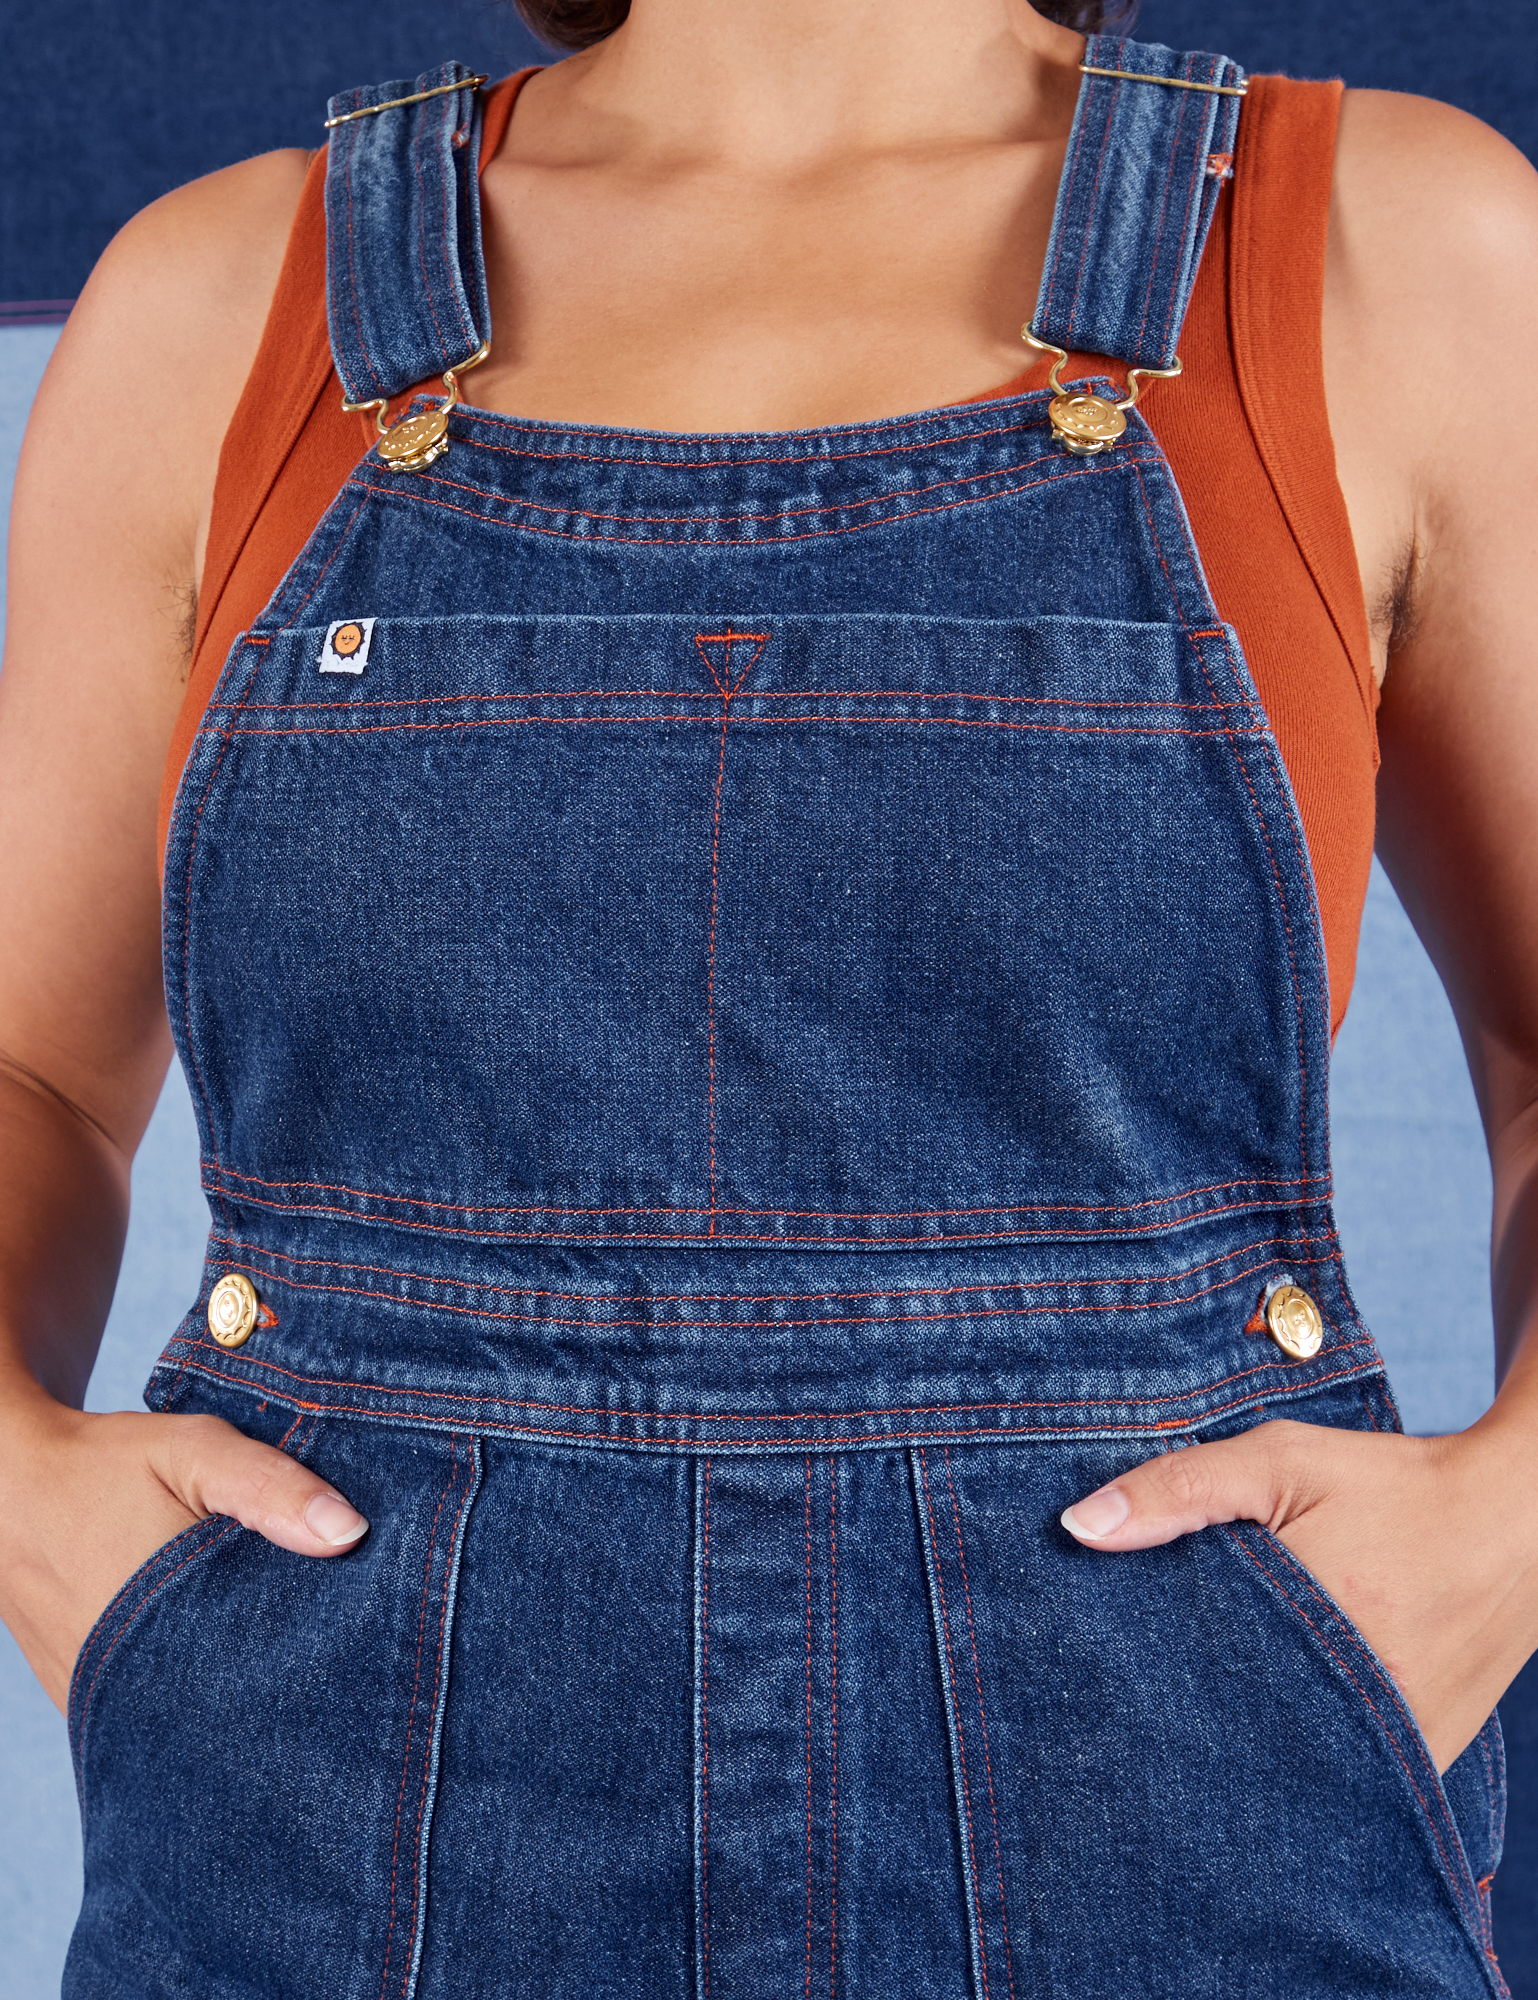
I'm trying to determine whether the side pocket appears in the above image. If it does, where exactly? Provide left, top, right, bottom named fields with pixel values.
left=68, top=1397, right=323, bottom=1780
left=68, top=1513, right=242, bottom=1778
left=1222, top=1522, right=1496, bottom=1967
left=64, top=1418, right=484, bottom=2000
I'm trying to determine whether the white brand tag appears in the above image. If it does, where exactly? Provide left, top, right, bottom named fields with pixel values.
left=318, top=617, right=376, bottom=674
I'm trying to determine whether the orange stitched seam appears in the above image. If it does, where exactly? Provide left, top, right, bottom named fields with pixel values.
left=352, top=454, right=1140, bottom=547
left=1212, top=622, right=1263, bottom=731
left=74, top=1521, right=241, bottom=1757
left=1224, top=1531, right=1476, bottom=1927
left=1223, top=627, right=1332, bottom=1140
left=398, top=1447, right=475, bottom=1998
left=343, top=125, right=383, bottom=399
left=412, top=110, right=452, bottom=369
left=190, top=1249, right=1350, bottom=1356
left=275, top=491, right=373, bottom=633
left=1156, top=83, right=1213, bottom=357
left=169, top=1351, right=1382, bottom=1447
left=206, top=1223, right=1340, bottom=1308
left=828, top=1470, right=839, bottom=2000
left=172, top=617, right=281, bottom=1392
left=213, top=689, right=1235, bottom=714
left=432, top=90, right=478, bottom=355
left=918, top=1451, right=993, bottom=2000
left=378, top=1439, right=459, bottom=2000
left=275, top=1410, right=310, bottom=1452
left=170, top=1325, right=1369, bottom=1429
left=945, top=1448, right=1017, bottom=2000
left=199, top=1187, right=1330, bottom=1245
left=1163, top=98, right=1212, bottom=355
left=226, top=713, right=1256, bottom=741
left=695, top=625, right=770, bottom=1226
left=403, top=452, right=1100, bottom=531
left=1136, top=470, right=1304, bottom=1144
left=705, top=702, right=729, bottom=1227
left=1246, top=1528, right=1479, bottom=1834
left=1130, top=461, right=1311, bottom=1168
left=1477, top=1730, right=1498, bottom=1950
left=804, top=1456, right=815, bottom=2000
left=465, top=404, right=1038, bottom=457
left=695, top=635, right=726, bottom=696
left=1042, top=72, right=1103, bottom=329
left=206, top=1163, right=1323, bottom=1221
left=1132, top=81, right=1191, bottom=364
left=1061, top=78, right=1122, bottom=343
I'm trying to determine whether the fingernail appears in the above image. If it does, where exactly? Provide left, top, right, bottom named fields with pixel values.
left=305, top=1492, right=369, bottom=1545
left=1061, top=1486, right=1130, bottom=1541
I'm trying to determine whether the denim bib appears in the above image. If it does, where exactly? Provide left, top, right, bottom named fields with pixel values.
left=65, top=40, right=1508, bottom=2000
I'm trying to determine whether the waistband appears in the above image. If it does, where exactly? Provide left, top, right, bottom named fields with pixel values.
left=149, top=1210, right=1382, bottom=1454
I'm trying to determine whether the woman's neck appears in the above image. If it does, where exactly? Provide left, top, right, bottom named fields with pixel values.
left=533, top=0, right=1085, bottom=168
left=473, top=3, right=1087, bottom=430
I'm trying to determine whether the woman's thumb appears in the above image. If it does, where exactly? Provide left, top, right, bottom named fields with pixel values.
left=1061, top=1424, right=1314, bottom=1552
left=152, top=1413, right=369, bottom=1557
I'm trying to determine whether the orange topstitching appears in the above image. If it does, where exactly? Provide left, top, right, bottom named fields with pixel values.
left=205, top=1222, right=1339, bottom=1306
left=171, top=74, right=1375, bottom=1036
left=941, top=1445, right=1018, bottom=1999
left=917, top=1448, right=997, bottom=2000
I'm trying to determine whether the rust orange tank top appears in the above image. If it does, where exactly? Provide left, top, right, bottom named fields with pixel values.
left=170, top=70, right=1377, bottom=1032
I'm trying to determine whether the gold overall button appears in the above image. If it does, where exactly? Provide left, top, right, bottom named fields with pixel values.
left=208, top=1272, right=260, bottom=1349
left=1049, top=391, right=1127, bottom=455
left=1265, top=1284, right=1323, bottom=1361
left=377, top=406, right=451, bottom=472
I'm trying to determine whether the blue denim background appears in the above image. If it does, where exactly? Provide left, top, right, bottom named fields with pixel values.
left=2, top=0, right=1535, bottom=1982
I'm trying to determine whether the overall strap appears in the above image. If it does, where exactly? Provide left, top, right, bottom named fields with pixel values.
left=323, top=62, right=492, bottom=405
left=1032, top=35, right=1247, bottom=371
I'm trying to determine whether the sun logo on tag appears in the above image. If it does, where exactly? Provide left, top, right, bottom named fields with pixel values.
left=318, top=616, right=376, bottom=674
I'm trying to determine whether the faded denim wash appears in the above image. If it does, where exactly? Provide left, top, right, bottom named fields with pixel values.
left=64, top=38, right=1507, bottom=2000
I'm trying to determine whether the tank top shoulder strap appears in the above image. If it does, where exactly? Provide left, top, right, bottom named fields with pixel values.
left=1031, top=33, right=1247, bottom=371
left=1228, top=72, right=1375, bottom=723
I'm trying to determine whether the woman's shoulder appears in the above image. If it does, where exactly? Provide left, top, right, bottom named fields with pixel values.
left=34, top=148, right=316, bottom=564
left=1317, top=87, right=1538, bottom=670
left=1330, top=86, right=1538, bottom=309
left=58, top=147, right=314, bottom=444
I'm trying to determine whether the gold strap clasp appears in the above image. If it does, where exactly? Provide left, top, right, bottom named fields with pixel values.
left=1021, top=328, right=1182, bottom=456
left=343, top=340, right=491, bottom=473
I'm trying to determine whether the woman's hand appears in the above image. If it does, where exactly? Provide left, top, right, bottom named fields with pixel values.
left=0, top=1389, right=368, bottom=1714
left=1061, top=1416, right=1538, bottom=1772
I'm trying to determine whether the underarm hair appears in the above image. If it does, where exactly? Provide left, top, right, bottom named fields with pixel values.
left=1375, top=533, right=1423, bottom=665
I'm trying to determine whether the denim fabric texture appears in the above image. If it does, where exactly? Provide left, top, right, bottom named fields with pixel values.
left=65, top=39, right=1509, bottom=1999
left=1032, top=35, right=1245, bottom=371
left=324, top=61, right=491, bottom=404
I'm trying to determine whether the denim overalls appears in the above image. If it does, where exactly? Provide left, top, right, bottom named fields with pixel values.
left=66, top=37, right=1508, bottom=2000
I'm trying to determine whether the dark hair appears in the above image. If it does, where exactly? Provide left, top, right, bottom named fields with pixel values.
left=512, top=0, right=1132, bottom=54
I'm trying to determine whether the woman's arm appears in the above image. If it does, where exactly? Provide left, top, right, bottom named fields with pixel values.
left=0, top=150, right=370, bottom=1711
left=1063, top=91, right=1538, bottom=1775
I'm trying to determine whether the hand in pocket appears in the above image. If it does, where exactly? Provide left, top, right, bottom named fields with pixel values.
left=0, top=1391, right=369, bottom=1711
left=1060, top=1415, right=1538, bottom=1772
